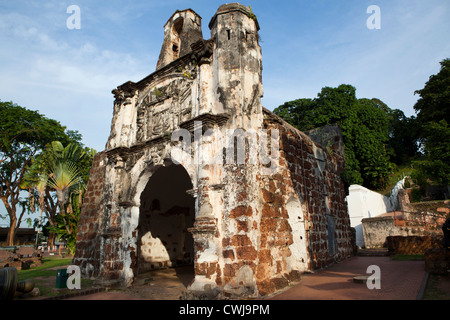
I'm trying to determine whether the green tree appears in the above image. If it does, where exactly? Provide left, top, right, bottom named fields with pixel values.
left=352, top=98, right=393, bottom=189
left=413, top=58, right=450, bottom=187
left=414, top=58, right=450, bottom=124
left=386, top=109, right=420, bottom=166
left=412, top=120, right=450, bottom=186
left=273, top=84, right=394, bottom=189
left=274, top=98, right=317, bottom=131
left=0, top=100, right=75, bottom=246
left=21, top=149, right=59, bottom=248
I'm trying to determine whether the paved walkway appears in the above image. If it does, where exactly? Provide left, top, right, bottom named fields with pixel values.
left=64, top=256, right=427, bottom=300
left=269, top=256, right=426, bottom=300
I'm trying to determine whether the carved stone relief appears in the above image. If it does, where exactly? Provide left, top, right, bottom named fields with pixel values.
left=135, top=73, right=195, bottom=143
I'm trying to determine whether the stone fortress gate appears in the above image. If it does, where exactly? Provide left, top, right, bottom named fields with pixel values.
left=73, top=3, right=354, bottom=299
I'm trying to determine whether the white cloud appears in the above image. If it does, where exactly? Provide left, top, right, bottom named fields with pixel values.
left=0, top=4, right=158, bottom=152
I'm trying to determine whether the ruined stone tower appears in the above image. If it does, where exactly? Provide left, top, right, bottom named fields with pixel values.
left=156, top=9, right=203, bottom=70
left=73, top=3, right=354, bottom=299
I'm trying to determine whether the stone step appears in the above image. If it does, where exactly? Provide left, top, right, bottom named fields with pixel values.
left=357, top=248, right=389, bottom=256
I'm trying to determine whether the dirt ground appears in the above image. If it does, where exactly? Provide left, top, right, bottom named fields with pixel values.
left=112, top=266, right=194, bottom=300
left=16, top=265, right=194, bottom=300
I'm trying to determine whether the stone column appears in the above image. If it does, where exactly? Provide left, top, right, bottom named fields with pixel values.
left=97, top=152, right=129, bottom=286
left=184, top=122, right=223, bottom=298
left=185, top=186, right=222, bottom=298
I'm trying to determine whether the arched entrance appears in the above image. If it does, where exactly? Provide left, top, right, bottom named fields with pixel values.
left=136, top=163, right=195, bottom=275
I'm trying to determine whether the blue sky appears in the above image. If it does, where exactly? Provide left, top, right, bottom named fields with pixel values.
left=0, top=1, right=449, bottom=226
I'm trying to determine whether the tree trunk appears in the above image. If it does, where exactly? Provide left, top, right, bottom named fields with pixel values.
left=7, top=218, right=16, bottom=246
left=1, top=196, right=17, bottom=246
left=48, top=232, right=56, bottom=251
left=47, top=218, right=57, bottom=251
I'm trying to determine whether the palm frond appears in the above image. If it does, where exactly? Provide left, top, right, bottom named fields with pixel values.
left=47, top=161, right=82, bottom=196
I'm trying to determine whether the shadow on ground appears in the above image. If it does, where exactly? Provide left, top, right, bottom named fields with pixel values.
left=111, top=265, right=195, bottom=300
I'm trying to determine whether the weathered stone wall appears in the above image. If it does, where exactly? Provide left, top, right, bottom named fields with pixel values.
left=277, top=120, right=352, bottom=268
left=362, top=214, right=446, bottom=249
left=72, top=152, right=107, bottom=279
left=186, top=114, right=353, bottom=298
left=250, top=115, right=353, bottom=296
left=386, top=235, right=443, bottom=255
left=362, top=216, right=397, bottom=248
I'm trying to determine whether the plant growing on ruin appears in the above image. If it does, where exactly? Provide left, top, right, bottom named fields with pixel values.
left=178, top=66, right=193, bottom=79
left=154, top=87, right=163, bottom=99
left=246, top=5, right=257, bottom=21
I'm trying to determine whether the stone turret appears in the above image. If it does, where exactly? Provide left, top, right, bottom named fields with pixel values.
left=209, top=3, right=263, bottom=127
left=156, top=9, right=203, bottom=70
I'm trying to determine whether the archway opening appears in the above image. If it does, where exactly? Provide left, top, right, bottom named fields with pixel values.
left=136, top=163, right=195, bottom=275
left=171, top=17, right=183, bottom=60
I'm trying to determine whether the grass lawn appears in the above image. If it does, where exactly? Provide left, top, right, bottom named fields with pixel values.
left=423, top=274, right=450, bottom=300
left=15, top=256, right=95, bottom=299
left=17, top=256, right=73, bottom=281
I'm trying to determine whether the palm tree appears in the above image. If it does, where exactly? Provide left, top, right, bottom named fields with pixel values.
left=45, top=142, right=88, bottom=254
left=47, top=160, right=83, bottom=234
left=22, top=141, right=93, bottom=254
